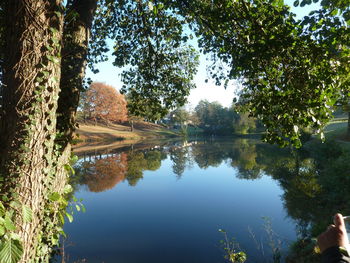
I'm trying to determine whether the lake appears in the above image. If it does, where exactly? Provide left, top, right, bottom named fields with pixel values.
left=59, top=138, right=350, bottom=263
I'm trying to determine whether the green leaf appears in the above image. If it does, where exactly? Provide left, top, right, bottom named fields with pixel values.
left=42, top=71, right=50, bottom=78
left=54, top=11, right=62, bottom=18
left=4, top=217, right=16, bottom=232
left=9, top=233, right=21, bottom=241
left=0, top=203, right=5, bottom=217
left=70, top=155, right=78, bottom=164
left=49, top=27, right=58, bottom=34
left=0, top=225, right=5, bottom=236
left=44, top=44, right=53, bottom=52
left=0, top=238, right=23, bottom=263
left=81, top=204, right=86, bottom=213
left=330, top=9, right=338, bottom=16
left=58, top=212, right=65, bottom=225
left=293, top=0, right=299, bottom=6
left=9, top=201, right=20, bottom=209
left=48, top=192, right=61, bottom=202
left=63, top=184, right=73, bottom=194
left=22, top=205, right=32, bottom=223
left=65, top=212, right=73, bottom=223
left=64, top=164, right=75, bottom=175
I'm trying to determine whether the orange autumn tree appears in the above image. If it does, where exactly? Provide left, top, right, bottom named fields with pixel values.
left=82, top=82, right=128, bottom=125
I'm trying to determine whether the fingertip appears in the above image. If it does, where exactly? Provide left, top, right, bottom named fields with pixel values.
left=334, top=213, right=344, bottom=226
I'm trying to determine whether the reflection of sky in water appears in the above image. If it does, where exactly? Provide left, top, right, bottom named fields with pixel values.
left=63, top=142, right=296, bottom=263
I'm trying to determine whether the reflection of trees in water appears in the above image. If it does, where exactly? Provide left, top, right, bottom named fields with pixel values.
left=74, top=139, right=286, bottom=189
left=72, top=139, right=350, bottom=261
left=170, top=139, right=350, bottom=261
left=190, top=141, right=230, bottom=169
left=74, top=149, right=166, bottom=190
left=169, top=145, right=194, bottom=178
left=126, top=150, right=166, bottom=186
left=73, top=139, right=350, bottom=261
left=189, top=139, right=350, bottom=262
left=260, top=141, right=350, bottom=262
left=275, top=144, right=350, bottom=227
left=79, top=153, right=128, bottom=192
left=230, top=139, right=261, bottom=180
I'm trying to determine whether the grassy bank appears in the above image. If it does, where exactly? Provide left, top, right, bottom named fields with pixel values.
left=75, top=121, right=180, bottom=144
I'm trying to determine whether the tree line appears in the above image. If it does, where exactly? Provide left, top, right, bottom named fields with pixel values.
left=168, top=100, right=260, bottom=135
left=78, top=83, right=260, bottom=136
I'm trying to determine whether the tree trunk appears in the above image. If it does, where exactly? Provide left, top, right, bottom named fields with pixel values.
left=0, top=0, right=98, bottom=261
left=0, top=0, right=64, bottom=261
left=56, top=0, right=98, bottom=148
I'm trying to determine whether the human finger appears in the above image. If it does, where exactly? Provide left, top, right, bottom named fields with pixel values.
left=327, top=224, right=335, bottom=230
left=334, top=213, right=345, bottom=229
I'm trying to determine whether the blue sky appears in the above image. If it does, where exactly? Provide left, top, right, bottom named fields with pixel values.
left=86, top=1, right=320, bottom=108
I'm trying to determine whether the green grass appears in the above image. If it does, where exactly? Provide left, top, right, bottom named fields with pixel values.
left=324, top=121, right=347, bottom=136
left=321, top=120, right=350, bottom=150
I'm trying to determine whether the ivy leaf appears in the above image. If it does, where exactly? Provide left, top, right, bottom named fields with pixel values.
left=9, top=233, right=21, bottom=241
left=9, top=201, right=20, bottom=209
left=81, top=204, right=86, bottom=213
left=48, top=192, right=61, bottom=202
left=0, top=238, right=23, bottom=263
left=65, top=212, right=73, bottom=223
left=0, top=203, right=5, bottom=217
left=22, top=205, right=32, bottom=223
left=4, top=217, right=15, bottom=232
left=63, top=184, right=73, bottom=194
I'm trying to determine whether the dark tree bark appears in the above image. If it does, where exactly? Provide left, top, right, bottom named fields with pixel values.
left=57, top=0, right=98, bottom=147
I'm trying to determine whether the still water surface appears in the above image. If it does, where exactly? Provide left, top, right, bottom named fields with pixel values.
left=64, top=139, right=299, bottom=263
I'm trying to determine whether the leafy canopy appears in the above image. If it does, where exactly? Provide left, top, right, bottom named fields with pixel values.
left=90, top=0, right=199, bottom=121
left=87, top=0, right=349, bottom=146
left=81, top=82, right=128, bottom=123
left=171, top=0, right=350, bottom=147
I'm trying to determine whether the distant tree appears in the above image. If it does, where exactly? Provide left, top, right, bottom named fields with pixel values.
left=233, top=113, right=257, bottom=135
left=127, top=114, right=143, bottom=132
left=83, top=82, right=128, bottom=125
left=194, top=100, right=236, bottom=134
left=169, top=107, right=191, bottom=136
left=189, top=111, right=201, bottom=127
left=194, top=100, right=209, bottom=126
left=171, top=108, right=190, bottom=127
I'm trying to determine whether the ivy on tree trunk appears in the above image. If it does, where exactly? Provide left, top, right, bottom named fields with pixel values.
left=0, top=0, right=64, bottom=261
left=0, top=0, right=97, bottom=261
